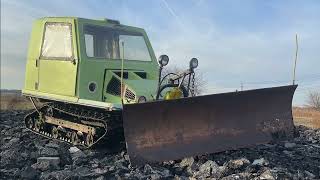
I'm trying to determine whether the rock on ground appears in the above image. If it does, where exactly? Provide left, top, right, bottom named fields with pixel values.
left=0, top=110, right=320, bottom=179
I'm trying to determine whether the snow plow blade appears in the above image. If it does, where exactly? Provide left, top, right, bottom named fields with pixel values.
left=123, top=85, right=297, bottom=165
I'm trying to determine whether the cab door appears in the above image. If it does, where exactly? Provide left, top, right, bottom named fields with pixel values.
left=38, top=20, right=78, bottom=96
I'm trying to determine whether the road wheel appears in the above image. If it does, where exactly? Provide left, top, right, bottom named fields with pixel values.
left=86, top=133, right=94, bottom=147
left=71, top=131, right=79, bottom=145
left=52, top=127, right=59, bottom=139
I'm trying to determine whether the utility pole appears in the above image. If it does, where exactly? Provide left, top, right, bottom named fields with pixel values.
left=293, top=34, right=298, bottom=85
left=240, top=82, right=243, bottom=91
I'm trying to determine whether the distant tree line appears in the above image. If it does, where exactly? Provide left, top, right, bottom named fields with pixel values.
left=307, top=91, right=320, bottom=110
left=161, top=66, right=207, bottom=96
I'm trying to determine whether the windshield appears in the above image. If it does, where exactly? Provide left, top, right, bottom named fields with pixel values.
left=84, top=25, right=151, bottom=61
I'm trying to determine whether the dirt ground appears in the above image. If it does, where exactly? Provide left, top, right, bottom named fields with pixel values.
left=1, top=110, right=320, bottom=179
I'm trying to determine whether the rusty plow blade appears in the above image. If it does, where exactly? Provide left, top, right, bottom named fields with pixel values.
left=123, top=85, right=297, bottom=165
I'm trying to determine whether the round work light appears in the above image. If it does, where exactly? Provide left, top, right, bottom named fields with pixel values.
left=158, top=55, right=169, bottom=67
left=189, top=58, right=198, bottom=69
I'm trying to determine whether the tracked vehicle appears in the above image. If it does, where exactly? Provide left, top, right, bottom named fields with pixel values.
left=23, top=17, right=297, bottom=165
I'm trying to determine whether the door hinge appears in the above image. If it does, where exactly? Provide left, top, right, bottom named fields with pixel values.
left=35, top=59, right=39, bottom=67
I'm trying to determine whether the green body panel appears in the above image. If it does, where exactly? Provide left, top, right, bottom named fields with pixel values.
left=24, top=20, right=43, bottom=91
left=22, top=17, right=160, bottom=109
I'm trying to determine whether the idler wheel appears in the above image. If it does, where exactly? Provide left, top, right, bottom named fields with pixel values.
left=46, top=107, right=53, bottom=117
left=71, top=131, right=79, bottom=145
left=86, top=132, right=94, bottom=147
left=52, top=127, right=59, bottom=139
left=26, top=118, right=34, bottom=129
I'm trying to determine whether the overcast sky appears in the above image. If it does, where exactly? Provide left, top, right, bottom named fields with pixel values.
left=1, top=0, right=319, bottom=105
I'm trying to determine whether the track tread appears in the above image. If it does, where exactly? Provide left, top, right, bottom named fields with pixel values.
left=24, top=101, right=122, bottom=148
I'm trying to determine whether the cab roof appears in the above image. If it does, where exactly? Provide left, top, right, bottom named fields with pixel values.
left=36, top=17, right=143, bottom=31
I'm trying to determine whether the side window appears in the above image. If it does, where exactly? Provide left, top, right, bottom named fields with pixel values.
left=85, top=34, right=94, bottom=57
left=83, top=25, right=151, bottom=61
left=84, top=32, right=112, bottom=58
left=41, top=23, right=73, bottom=59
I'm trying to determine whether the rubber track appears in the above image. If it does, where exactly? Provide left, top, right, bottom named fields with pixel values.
left=24, top=102, right=118, bottom=148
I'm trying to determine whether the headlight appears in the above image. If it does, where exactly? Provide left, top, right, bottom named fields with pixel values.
left=189, top=58, right=198, bottom=69
left=138, top=96, right=147, bottom=103
left=158, top=55, right=169, bottom=67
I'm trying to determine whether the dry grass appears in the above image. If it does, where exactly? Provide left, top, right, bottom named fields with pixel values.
left=0, top=93, right=33, bottom=110
left=293, top=107, right=320, bottom=129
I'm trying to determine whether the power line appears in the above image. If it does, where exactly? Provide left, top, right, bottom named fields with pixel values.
left=292, top=33, right=299, bottom=85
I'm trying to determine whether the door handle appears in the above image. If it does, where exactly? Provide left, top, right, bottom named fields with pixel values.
left=71, top=59, right=76, bottom=65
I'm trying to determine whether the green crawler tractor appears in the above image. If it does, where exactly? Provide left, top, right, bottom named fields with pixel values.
left=23, top=17, right=297, bottom=165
